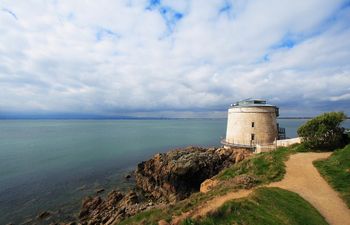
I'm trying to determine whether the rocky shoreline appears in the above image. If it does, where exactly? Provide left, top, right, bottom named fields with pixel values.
left=22, top=146, right=250, bottom=225
left=77, top=146, right=250, bottom=225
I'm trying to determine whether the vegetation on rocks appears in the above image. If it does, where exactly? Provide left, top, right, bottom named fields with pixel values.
left=314, top=144, right=350, bottom=208
left=183, top=187, right=328, bottom=225
left=297, top=112, right=348, bottom=150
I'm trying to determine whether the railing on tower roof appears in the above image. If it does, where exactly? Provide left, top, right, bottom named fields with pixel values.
left=230, top=98, right=277, bottom=108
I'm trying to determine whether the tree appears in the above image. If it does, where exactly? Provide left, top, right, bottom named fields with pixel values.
left=297, top=112, right=347, bottom=150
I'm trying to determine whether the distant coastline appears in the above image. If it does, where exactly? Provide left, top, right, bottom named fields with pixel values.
left=0, top=115, right=349, bottom=120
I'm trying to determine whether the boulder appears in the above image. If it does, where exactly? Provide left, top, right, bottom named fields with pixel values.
left=232, top=174, right=258, bottom=189
left=200, top=178, right=219, bottom=193
left=37, top=211, right=51, bottom=220
left=96, top=188, right=105, bottom=194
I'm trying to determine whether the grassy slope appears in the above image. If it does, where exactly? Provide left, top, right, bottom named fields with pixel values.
left=314, top=144, right=350, bottom=208
left=118, top=146, right=301, bottom=225
left=217, top=145, right=301, bottom=183
left=183, top=187, right=328, bottom=225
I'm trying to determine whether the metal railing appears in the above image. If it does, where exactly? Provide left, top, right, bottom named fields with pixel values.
left=278, top=127, right=286, bottom=139
left=221, top=138, right=279, bottom=153
left=220, top=139, right=255, bottom=149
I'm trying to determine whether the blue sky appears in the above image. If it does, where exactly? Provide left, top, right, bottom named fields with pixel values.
left=1, top=0, right=350, bottom=118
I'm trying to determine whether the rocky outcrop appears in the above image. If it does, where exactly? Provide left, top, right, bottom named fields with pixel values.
left=78, top=146, right=251, bottom=224
left=135, top=146, right=251, bottom=202
left=79, top=190, right=155, bottom=225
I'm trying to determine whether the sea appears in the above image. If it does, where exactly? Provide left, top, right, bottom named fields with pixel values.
left=0, top=119, right=349, bottom=224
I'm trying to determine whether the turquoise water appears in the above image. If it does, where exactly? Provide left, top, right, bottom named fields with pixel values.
left=0, top=119, right=348, bottom=224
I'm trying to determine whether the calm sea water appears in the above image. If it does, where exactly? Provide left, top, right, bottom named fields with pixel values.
left=0, top=119, right=349, bottom=224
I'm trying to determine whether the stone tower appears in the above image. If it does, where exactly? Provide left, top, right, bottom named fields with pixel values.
left=222, top=98, right=282, bottom=151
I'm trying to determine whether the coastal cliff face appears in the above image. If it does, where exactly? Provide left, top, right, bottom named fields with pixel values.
left=135, top=146, right=251, bottom=202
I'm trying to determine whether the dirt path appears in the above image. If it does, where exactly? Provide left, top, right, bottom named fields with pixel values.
left=171, top=152, right=350, bottom=225
left=171, top=189, right=253, bottom=224
left=269, top=152, right=350, bottom=225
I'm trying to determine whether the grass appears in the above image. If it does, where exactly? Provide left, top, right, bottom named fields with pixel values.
left=217, top=146, right=294, bottom=183
left=182, top=187, right=328, bottom=225
left=314, top=144, right=350, bottom=208
left=117, top=208, right=169, bottom=225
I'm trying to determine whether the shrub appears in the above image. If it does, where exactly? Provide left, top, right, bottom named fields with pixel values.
left=297, top=112, right=347, bottom=150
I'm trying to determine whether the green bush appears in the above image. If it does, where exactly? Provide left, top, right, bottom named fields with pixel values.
left=297, top=112, right=347, bottom=150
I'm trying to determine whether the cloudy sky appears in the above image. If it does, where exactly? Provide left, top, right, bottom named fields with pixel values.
left=1, top=0, right=350, bottom=118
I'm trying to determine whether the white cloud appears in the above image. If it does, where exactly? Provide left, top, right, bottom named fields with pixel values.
left=0, top=0, right=350, bottom=117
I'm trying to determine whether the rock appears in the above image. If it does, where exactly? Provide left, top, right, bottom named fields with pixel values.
left=79, top=196, right=102, bottom=219
left=158, top=219, right=170, bottom=225
left=79, top=190, right=147, bottom=224
left=106, top=190, right=124, bottom=205
left=232, top=174, right=258, bottom=189
left=22, top=218, right=34, bottom=224
left=125, top=174, right=131, bottom=179
left=200, top=178, right=219, bottom=193
left=96, top=188, right=105, bottom=194
left=235, top=152, right=246, bottom=163
left=121, top=191, right=139, bottom=205
left=135, top=146, right=251, bottom=201
left=105, top=216, right=116, bottom=225
left=37, top=211, right=51, bottom=220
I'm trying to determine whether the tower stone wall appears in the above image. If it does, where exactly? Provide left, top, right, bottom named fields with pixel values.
left=225, top=106, right=278, bottom=146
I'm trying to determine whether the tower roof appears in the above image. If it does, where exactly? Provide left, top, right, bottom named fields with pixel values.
left=230, top=98, right=276, bottom=108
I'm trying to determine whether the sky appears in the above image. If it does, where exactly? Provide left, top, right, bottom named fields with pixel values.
left=1, top=0, right=350, bottom=118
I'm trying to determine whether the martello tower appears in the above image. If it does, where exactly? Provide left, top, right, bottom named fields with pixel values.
left=222, top=98, right=284, bottom=150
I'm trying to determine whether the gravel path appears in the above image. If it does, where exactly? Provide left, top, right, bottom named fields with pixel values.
left=171, top=152, right=350, bottom=225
